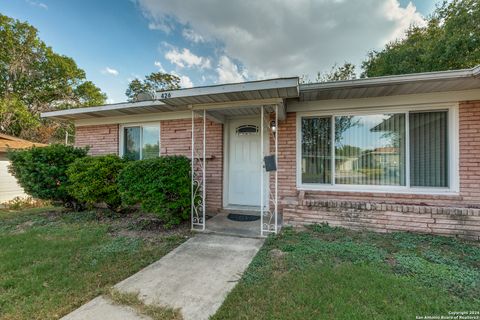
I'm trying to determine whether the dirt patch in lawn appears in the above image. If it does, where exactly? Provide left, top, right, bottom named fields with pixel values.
left=105, top=214, right=191, bottom=243
left=2, top=207, right=192, bottom=243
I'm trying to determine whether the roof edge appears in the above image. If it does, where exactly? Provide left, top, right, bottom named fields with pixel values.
left=299, top=66, right=480, bottom=92
left=41, top=100, right=166, bottom=118
left=155, top=77, right=299, bottom=100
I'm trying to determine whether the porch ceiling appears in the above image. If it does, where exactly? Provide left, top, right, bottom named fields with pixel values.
left=40, top=100, right=180, bottom=121
left=205, top=105, right=277, bottom=122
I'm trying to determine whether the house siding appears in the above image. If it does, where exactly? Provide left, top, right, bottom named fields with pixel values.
left=73, top=99, right=480, bottom=239
left=279, top=101, right=480, bottom=240
left=75, top=119, right=223, bottom=213
left=75, top=124, right=119, bottom=155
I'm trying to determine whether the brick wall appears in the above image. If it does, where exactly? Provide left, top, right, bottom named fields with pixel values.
left=276, top=112, right=298, bottom=203
left=283, top=200, right=480, bottom=241
left=75, top=119, right=223, bottom=213
left=161, top=118, right=223, bottom=213
left=73, top=100, right=480, bottom=239
left=459, top=100, right=480, bottom=205
left=75, top=124, right=119, bottom=155
left=279, top=101, right=480, bottom=239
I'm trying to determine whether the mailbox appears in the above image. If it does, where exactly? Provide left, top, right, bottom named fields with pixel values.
left=264, top=155, right=277, bottom=172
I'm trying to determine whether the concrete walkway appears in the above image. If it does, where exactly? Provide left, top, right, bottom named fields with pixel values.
left=62, top=234, right=264, bottom=320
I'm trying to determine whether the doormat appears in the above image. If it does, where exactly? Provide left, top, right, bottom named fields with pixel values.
left=227, top=213, right=260, bottom=222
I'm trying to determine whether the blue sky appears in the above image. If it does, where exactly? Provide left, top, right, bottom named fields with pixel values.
left=1, top=0, right=438, bottom=104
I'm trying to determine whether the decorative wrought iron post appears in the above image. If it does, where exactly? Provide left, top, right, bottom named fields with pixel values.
left=191, top=109, right=206, bottom=231
left=260, top=105, right=279, bottom=236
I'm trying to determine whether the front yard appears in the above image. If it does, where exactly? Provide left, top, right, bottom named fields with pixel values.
left=0, top=207, right=189, bottom=320
left=1, top=207, right=479, bottom=320
left=213, top=224, right=480, bottom=320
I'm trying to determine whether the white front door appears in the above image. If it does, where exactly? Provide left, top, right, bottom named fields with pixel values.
left=228, top=118, right=263, bottom=206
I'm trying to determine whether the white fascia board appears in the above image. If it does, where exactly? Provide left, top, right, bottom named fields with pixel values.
left=41, top=100, right=166, bottom=118
left=473, top=65, right=480, bottom=77
left=155, top=77, right=299, bottom=100
left=299, top=67, right=480, bottom=92
left=288, top=89, right=480, bottom=113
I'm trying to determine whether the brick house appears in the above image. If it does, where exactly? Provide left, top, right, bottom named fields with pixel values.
left=43, top=67, right=480, bottom=240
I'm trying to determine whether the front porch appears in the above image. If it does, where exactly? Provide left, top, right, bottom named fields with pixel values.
left=190, top=103, right=284, bottom=238
left=204, top=206, right=285, bottom=238
left=151, top=78, right=298, bottom=238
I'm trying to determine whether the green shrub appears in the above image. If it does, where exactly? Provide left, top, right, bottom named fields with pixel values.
left=118, top=156, right=191, bottom=227
left=8, top=144, right=88, bottom=207
left=66, top=155, right=126, bottom=211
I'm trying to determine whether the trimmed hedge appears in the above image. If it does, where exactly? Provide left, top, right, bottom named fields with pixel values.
left=118, top=156, right=191, bottom=227
left=66, top=155, right=126, bottom=211
left=8, top=144, right=88, bottom=207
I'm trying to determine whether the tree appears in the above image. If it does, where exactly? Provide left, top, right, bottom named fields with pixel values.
left=126, top=72, right=181, bottom=101
left=300, top=62, right=357, bottom=84
left=362, top=0, right=480, bottom=77
left=0, top=14, right=106, bottom=142
left=316, top=62, right=357, bottom=82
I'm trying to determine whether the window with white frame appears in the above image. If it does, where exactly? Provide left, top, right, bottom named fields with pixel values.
left=299, top=108, right=455, bottom=191
left=121, top=124, right=160, bottom=160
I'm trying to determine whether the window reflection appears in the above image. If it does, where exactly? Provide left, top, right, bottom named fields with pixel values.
left=335, top=114, right=406, bottom=186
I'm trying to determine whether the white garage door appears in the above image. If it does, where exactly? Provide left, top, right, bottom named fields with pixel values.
left=0, top=160, right=26, bottom=202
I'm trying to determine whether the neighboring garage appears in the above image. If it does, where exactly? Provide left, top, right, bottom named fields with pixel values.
left=0, top=133, right=47, bottom=203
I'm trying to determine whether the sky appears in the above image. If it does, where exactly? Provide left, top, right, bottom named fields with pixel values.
left=1, top=0, right=439, bottom=104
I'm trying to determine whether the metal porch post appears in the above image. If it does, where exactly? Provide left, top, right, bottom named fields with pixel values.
left=202, top=109, right=206, bottom=231
left=274, top=104, right=278, bottom=234
left=191, top=109, right=206, bottom=231
left=260, top=106, right=264, bottom=237
left=191, top=110, right=194, bottom=230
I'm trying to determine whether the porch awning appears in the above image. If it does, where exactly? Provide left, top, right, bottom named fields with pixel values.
left=156, top=77, right=299, bottom=106
left=41, top=77, right=300, bottom=121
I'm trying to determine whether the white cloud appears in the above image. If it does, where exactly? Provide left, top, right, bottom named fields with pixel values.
left=182, top=28, right=205, bottom=43
left=138, top=0, right=425, bottom=79
left=154, top=61, right=165, bottom=72
left=148, top=21, right=171, bottom=33
left=101, top=67, right=119, bottom=76
left=216, top=56, right=245, bottom=83
left=382, top=0, right=427, bottom=43
left=165, top=47, right=211, bottom=69
left=170, top=71, right=194, bottom=88
left=26, top=0, right=48, bottom=9
left=179, top=75, right=194, bottom=88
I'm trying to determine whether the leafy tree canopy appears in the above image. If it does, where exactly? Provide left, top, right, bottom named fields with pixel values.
left=362, top=0, right=480, bottom=77
left=301, top=62, right=357, bottom=83
left=0, top=14, right=106, bottom=142
left=125, top=72, right=181, bottom=101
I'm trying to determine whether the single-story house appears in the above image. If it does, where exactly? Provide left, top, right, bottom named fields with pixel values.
left=42, top=66, right=480, bottom=240
left=0, top=133, right=47, bottom=202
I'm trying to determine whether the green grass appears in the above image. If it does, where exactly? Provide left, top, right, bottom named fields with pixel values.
left=0, top=207, right=189, bottom=320
left=107, top=288, right=182, bottom=320
left=213, top=224, right=480, bottom=320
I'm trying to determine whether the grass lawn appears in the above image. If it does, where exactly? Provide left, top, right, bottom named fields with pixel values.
left=213, top=224, right=480, bottom=320
left=0, top=207, right=190, bottom=320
